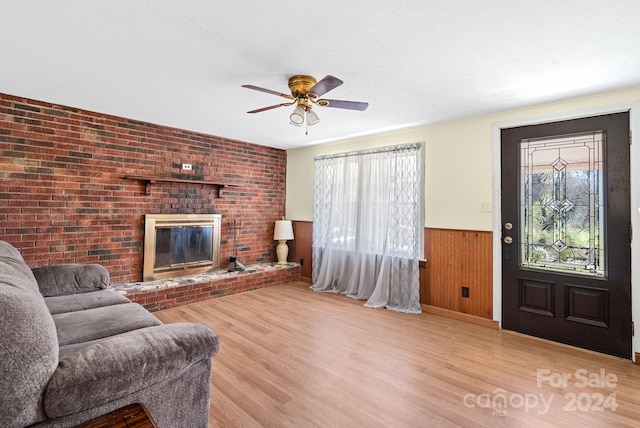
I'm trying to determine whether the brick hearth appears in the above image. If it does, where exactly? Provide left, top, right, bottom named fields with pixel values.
left=113, top=263, right=300, bottom=312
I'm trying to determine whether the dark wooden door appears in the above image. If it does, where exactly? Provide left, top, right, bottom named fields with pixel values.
left=501, top=112, right=631, bottom=358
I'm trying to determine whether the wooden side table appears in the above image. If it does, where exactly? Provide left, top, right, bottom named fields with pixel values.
left=76, top=403, right=157, bottom=428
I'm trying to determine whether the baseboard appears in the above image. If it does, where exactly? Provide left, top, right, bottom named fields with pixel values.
left=635, top=353, right=640, bottom=364
left=299, top=276, right=312, bottom=284
left=421, top=304, right=499, bottom=330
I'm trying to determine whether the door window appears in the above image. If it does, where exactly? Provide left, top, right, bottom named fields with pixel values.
left=520, top=131, right=605, bottom=276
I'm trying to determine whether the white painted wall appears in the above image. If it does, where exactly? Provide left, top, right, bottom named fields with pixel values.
left=287, top=119, right=495, bottom=230
left=287, top=87, right=640, bottom=227
left=286, top=86, right=640, bottom=359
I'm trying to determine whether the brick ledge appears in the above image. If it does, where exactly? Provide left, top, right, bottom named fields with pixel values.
left=113, top=263, right=300, bottom=311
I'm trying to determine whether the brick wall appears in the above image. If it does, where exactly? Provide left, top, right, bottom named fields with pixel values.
left=0, top=92, right=287, bottom=283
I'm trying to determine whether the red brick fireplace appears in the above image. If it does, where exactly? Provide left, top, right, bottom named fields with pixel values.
left=0, top=92, right=299, bottom=303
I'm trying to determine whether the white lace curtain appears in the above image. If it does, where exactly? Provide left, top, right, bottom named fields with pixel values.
left=311, top=143, right=424, bottom=313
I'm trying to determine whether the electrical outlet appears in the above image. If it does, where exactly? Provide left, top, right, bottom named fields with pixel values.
left=182, top=163, right=192, bottom=170
left=462, top=286, right=470, bottom=298
left=300, top=258, right=304, bottom=266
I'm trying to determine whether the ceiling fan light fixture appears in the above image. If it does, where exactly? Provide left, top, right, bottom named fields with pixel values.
left=306, top=108, right=320, bottom=126
left=244, top=75, right=368, bottom=130
left=289, top=104, right=305, bottom=126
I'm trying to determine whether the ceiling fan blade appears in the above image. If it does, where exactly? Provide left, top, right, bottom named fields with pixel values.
left=320, top=99, right=369, bottom=111
left=307, top=75, right=343, bottom=97
left=242, top=84, right=292, bottom=98
left=247, top=104, right=285, bottom=114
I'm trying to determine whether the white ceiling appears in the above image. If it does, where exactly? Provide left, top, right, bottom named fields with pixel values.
left=2, top=1, right=640, bottom=150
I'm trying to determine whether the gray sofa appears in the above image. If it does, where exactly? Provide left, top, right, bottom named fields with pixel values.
left=0, top=240, right=220, bottom=428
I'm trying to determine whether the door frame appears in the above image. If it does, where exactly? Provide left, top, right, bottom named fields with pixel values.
left=491, top=101, right=640, bottom=361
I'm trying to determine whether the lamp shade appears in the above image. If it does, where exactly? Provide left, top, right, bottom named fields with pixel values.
left=306, top=108, right=320, bottom=126
left=274, top=220, right=294, bottom=240
left=289, top=105, right=305, bottom=126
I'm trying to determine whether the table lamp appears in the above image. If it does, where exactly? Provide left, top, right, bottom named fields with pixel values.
left=274, top=220, right=294, bottom=264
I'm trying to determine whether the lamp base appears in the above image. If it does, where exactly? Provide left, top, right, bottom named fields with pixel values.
left=276, top=240, right=289, bottom=264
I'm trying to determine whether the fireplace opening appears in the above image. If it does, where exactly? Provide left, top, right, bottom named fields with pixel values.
left=155, top=226, right=213, bottom=266
left=144, top=214, right=221, bottom=280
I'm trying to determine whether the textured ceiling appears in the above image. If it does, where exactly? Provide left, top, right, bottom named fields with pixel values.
left=2, top=1, right=640, bottom=150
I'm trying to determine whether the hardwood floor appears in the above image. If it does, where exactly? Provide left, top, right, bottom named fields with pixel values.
left=155, top=282, right=640, bottom=427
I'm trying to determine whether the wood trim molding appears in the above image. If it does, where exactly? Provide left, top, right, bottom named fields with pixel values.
left=421, top=304, right=499, bottom=330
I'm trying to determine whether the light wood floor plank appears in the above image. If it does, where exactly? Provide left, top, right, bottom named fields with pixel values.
left=155, top=282, right=640, bottom=427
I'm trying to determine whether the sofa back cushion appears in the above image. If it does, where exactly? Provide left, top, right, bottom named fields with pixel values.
left=0, top=241, right=59, bottom=427
left=0, top=241, right=39, bottom=294
left=32, top=263, right=110, bottom=297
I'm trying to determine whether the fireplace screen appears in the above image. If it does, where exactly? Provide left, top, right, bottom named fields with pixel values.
left=144, top=214, right=221, bottom=280
left=155, top=226, right=213, bottom=267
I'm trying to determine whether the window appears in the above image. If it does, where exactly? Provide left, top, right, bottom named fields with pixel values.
left=311, top=143, right=424, bottom=313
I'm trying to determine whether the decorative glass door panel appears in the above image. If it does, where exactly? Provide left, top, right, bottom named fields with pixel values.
left=520, top=132, right=604, bottom=276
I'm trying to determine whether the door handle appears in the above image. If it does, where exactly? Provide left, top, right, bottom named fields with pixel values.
left=504, top=236, right=513, bottom=244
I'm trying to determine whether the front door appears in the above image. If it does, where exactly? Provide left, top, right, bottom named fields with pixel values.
left=501, top=112, right=632, bottom=359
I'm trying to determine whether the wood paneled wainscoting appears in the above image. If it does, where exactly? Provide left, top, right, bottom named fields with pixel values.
left=289, top=222, right=494, bottom=322
left=289, top=221, right=313, bottom=282
left=423, top=228, right=493, bottom=320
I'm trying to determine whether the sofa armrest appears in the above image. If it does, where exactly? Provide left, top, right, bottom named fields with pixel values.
left=32, top=263, right=110, bottom=297
left=44, top=323, right=220, bottom=418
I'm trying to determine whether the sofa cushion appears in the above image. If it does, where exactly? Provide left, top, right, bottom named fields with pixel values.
left=52, top=303, right=162, bottom=346
left=32, top=263, right=110, bottom=297
left=45, top=289, right=131, bottom=315
left=58, top=336, right=114, bottom=361
left=0, top=242, right=58, bottom=427
left=45, top=323, right=220, bottom=418
left=0, top=241, right=39, bottom=295
left=0, top=240, right=25, bottom=261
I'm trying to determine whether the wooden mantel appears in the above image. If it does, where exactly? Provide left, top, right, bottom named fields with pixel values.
left=122, top=175, right=242, bottom=197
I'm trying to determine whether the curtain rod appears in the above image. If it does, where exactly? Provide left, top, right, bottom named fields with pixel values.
left=314, top=142, right=423, bottom=161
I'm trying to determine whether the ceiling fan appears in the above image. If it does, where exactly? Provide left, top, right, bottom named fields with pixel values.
left=242, top=75, right=368, bottom=128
